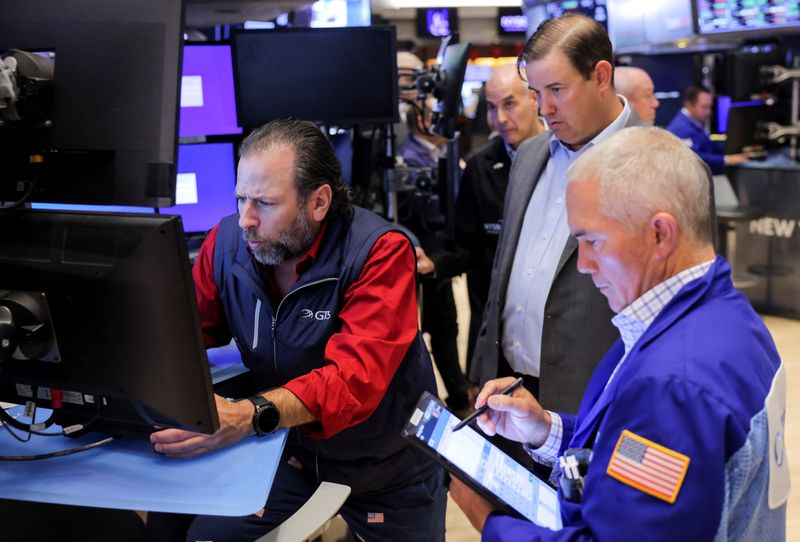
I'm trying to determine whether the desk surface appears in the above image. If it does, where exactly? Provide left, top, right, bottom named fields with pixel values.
left=0, top=408, right=287, bottom=516
left=736, top=150, right=800, bottom=171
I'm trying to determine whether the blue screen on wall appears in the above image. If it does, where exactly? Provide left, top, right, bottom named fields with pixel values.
left=179, top=45, right=242, bottom=137
left=161, top=142, right=238, bottom=233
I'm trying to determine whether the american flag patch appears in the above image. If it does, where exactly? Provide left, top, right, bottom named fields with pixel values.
left=606, top=430, right=690, bottom=504
left=367, top=512, right=384, bottom=524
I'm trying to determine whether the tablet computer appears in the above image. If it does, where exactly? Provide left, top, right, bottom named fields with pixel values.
left=402, top=391, right=562, bottom=530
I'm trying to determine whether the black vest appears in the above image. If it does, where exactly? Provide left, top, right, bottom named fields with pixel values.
left=213, top=206, right=438, bottom=494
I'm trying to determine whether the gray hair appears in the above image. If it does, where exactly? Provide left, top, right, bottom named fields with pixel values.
left=566, top=126, right=711, bottom=245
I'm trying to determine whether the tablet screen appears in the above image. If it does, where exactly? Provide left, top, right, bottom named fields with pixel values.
left=404, top=392, right=562, bottom=530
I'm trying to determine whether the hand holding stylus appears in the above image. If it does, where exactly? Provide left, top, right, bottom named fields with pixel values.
left=452, top=377, right=524, bottom=431
left=467, top=376, right=552, bottom=448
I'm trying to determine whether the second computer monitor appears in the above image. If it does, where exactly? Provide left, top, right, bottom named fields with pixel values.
left=161, top=142, right=238, bottom=234
left=179, top=44, right=242, bottom=138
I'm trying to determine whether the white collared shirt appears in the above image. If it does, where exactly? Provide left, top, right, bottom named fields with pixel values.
left=501, top=97, right=632, bottom=377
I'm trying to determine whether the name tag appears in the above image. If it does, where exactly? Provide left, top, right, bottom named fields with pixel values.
left=483, top=222, right=502, bottom=235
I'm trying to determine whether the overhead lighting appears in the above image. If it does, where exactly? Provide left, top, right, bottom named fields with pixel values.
left=388, top=0, right=521, bottom=7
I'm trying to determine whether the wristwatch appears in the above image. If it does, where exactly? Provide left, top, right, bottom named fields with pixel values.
left=247, top=395, right=280, bottom=436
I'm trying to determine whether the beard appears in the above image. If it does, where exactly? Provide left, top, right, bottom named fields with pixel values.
left=244, top=209, right=317, bottom=266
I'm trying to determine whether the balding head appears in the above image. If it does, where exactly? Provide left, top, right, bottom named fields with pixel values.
left=397, top=51, right=424, bottom=102
left=615, top=66, right=659, bottom=125
left=397, top=51, right=423, bottom=72
left=485, top=63, right=543, bottom=149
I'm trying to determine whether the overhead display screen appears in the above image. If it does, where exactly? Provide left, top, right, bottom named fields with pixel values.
left=696, top=0, right=800, bottom=35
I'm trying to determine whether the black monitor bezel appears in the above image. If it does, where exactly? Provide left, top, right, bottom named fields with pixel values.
left=231, top=26, right=400, bottom=128
left=0, top=209, right=219, bottom=437
left=0, top=0, right=184, bottom=208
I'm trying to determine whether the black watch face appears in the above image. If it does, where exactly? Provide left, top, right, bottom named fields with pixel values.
left=256, top=404, right=280, bottom=434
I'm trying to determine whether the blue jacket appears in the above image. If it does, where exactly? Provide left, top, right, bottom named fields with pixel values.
left=666, top=110, right=726, bottom=175
left=398, top=134, right=438, bottom=168
left=484, top=257, right=788, bottom=541
left=212, top=207, right=439, bottom=494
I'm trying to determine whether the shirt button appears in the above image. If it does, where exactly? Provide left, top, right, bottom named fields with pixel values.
left=516, top=305, right=523, bottom=313
left=542, top=233, right=548, bottom=240
left=557, top=197, right=563, bottom=204
left=526, top=267, right=533, bottom=275
left=515, top=341, right=521, bottom=348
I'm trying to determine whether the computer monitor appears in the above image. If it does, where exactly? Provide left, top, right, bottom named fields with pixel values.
left=233, top=26, right=399, bottom=127
left=304, top=0, right=372, bottom=27
left=696, top=0, right=800, bottom=36
left=431, top=41, right=471, bottom=139
left=160, top=142, right=238, bottom=234
left=724, top=103, right=784, bottom=154
left=0, top=210, right=219, bottom=437
left=497, top=7, right=527, bottom=35
left=416, top=8, right=459, bottom=38
left=723, top=44, right=787, bottom=102
left=179, top=44, right=242, bottom=138
left=0, top=0, right=183, bottom=208
left=30, top=203, right=155, bottom=214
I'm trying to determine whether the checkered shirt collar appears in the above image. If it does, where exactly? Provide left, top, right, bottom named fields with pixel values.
left=612, top=260, right=715, bottom=355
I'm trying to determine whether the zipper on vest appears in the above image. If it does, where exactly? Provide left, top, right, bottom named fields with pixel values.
left=252, top=299, right=262, bottom=350
left=270, top=277, right=339, bottom=378
left=271, top=316, right=277, bottom=373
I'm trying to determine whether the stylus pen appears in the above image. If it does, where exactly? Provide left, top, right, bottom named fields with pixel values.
left=451, top=376, right=525, bottom=432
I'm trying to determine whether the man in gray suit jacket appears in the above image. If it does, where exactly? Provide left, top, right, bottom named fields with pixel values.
left=471, top=14, right=716, bottom=416
left=469, top=14, right=647, bottom=415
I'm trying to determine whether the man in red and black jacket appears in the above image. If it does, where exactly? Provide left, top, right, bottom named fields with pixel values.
left=150, top=119, right=445, bottom=542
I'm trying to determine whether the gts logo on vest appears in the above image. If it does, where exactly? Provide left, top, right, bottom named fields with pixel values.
left=301, top=309, right=332, bottom=320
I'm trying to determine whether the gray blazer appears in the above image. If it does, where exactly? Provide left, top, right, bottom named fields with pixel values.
left=469, top=112, right=718, bottom=415
left=469, top=112, right=647, bottom=414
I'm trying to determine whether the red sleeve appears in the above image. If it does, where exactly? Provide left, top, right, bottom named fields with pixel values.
left=283, top=231, right=419, bottom=438
left=192, top=224, right=231, bottom=348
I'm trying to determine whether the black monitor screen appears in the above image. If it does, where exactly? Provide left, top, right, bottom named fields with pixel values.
left=0, top=210, right=219, bottom=437
left=696, top=0, right=800, bottom=35
left=723, top=44, right=787, bottom=102
left=724, top=102, right=785, bottom=153
left=416, top=8, right=460, bottom=38
left=233, top=26, right=399, bottom=127
left=180, top=45, right=242, bottom=138
left=160, top=143, right=238, bottom=234
left=0, top=0, right=183, bottom=208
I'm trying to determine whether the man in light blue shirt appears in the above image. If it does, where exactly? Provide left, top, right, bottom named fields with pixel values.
left=470, top=13, right=646, bottom=417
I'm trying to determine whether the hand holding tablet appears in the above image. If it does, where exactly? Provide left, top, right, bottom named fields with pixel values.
left=402, top=391, right=563, bottom=530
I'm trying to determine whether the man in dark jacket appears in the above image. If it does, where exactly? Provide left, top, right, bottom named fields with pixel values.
left=150, top=119, right=445, bottom=542
left=415, top=63, right=544, bottom=367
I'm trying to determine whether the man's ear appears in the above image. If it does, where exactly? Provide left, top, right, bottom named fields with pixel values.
left=650, top=212, right=679, bottom=259
left=309, top=184, right=332, bottom=222
left=594, top=60, right=613, bottom=92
